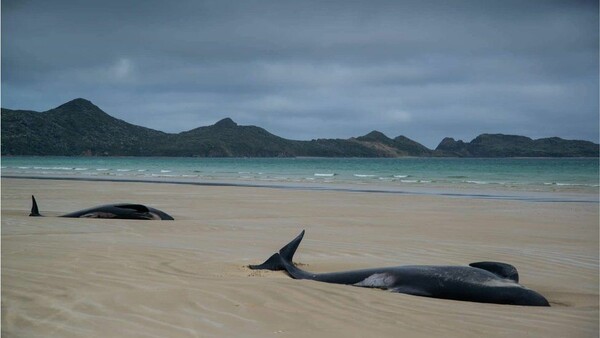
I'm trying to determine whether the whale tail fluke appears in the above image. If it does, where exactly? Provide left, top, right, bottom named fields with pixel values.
left=29, top=195, right=42, bottom=217
left=248, top=230, right=305, bottom=270
left=248, top=253, right=283, bottom=270
left=279, top=229, right=305, bottom=262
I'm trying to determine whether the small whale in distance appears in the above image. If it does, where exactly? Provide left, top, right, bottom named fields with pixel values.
left=29, top=195, right=174, bottom=220
left=249, top=230, right=550, bottom=306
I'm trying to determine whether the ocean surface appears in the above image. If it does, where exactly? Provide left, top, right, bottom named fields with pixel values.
left=2, top=156, right=598, bottom=196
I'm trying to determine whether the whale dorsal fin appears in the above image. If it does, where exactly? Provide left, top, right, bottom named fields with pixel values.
left=469, top=261, right=519, bottom=283
left=115, top=204, right=150, bottom=213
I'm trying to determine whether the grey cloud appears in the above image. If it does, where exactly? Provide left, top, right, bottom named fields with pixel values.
left=2, top=0, right=598, bottom=148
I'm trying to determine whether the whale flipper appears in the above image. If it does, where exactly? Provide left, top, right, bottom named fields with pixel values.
left=391, top=286, right=432, bottom=297
left=30, top=195, right=42, bottom=217
left=469, top=261, right=519, bottom=283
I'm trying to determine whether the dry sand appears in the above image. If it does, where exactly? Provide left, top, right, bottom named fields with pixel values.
left=1, top=177, right=598, bottom=337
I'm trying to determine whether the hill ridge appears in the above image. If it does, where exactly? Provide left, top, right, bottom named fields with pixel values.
left=2, top=99, right=598, bottom=157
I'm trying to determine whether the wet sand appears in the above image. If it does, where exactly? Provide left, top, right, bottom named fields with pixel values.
left=2, top=177, right=598, bottom=337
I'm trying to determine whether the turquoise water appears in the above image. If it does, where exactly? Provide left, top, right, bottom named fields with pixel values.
left=2, top=156, right=598, bottom=193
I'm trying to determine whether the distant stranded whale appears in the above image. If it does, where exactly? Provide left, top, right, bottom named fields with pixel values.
left=29, top=195, right=174, bottom=220
left=249, top=230, right=550, bottom=306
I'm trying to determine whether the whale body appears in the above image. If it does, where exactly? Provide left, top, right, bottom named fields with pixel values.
left=249, top=230, right=550, bottom=306
left=29, top=195, right=174, bottom=220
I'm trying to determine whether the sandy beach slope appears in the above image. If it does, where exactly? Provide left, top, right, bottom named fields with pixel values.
left=2, top=178, right=598, bottom=337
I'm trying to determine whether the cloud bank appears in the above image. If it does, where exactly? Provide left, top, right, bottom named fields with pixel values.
left=2, top=0, right=598, bottom=147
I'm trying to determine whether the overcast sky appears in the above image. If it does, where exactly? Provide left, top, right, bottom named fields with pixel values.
left=2, top=0, right=598, bottom=148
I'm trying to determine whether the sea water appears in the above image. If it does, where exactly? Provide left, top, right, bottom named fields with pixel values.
left=2, top=157, right=598, bottom=195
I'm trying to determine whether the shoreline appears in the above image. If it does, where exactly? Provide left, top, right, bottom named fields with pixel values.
left=3, top=174, right=598, bottom=203
left=3, top=157, right=598, bottom=194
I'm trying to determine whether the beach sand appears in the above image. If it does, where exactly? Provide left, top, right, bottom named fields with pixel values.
left=2, top=177, right=598, bottom=337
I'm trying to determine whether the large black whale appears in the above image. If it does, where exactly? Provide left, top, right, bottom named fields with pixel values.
left=29, top=195, right=174, bottom=220
left=249, top=230, right=550, bottom=306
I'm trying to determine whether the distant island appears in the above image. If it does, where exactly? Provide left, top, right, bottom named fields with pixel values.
left=2, top=98, right=598, bottom=157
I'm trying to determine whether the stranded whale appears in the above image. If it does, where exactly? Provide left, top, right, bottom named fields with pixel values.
left=29, top=195, right=174, bottom=220
left=249, top=230, right=549, bottom=306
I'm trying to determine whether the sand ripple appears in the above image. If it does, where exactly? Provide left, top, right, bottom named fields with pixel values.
left=2, top=178, right=598, bottom=337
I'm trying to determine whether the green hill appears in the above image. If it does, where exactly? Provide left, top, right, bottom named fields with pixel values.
left=1, top=99, right=428, bottom=157
left=2, top=99, right=598, bottom=157
left=435, top=134, right=598, bottom=157
left=1, top=99, right=168, bottom=156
